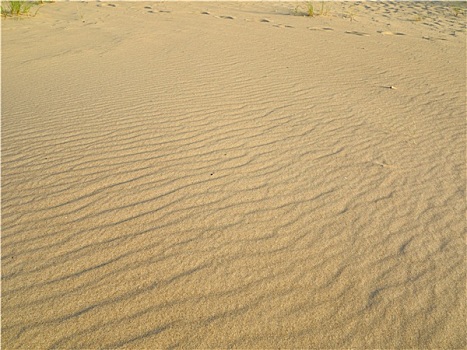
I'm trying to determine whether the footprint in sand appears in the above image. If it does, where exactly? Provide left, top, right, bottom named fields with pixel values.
left=107, top=3, right=116, bottom=7
left=143, top=6, right=170, bottom=14
left=201, top=11, right=210, bottom=15
left=308, top=27, right=334, bottom=31
left=219, top=15, right=235, bottom=20
left=273, top=24, right=294, bottom=29
left=345, top=30, right=370, bottom=36
left=377, top=30, right=406, bottom=36
left=260, top=18, right=271, bottom=23
left=422, top=36, right=447, bottom=41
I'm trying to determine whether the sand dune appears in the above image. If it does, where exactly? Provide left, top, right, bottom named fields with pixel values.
left=2, top=1, right=466, bottom=348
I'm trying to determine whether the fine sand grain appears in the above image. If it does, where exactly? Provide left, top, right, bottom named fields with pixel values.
left=2, top=1, right=466, bottom=348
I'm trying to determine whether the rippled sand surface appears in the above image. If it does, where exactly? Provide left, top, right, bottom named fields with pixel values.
left=2, top=1, right=466, bottom=348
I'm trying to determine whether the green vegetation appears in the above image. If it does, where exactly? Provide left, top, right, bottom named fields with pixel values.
left=317, top=2, right=330, bottom=16
left=1, top=1, right=41, bottom=17
left=306, top=2, right=315, bottom=17
left=293, top=1, right=330, bottom=17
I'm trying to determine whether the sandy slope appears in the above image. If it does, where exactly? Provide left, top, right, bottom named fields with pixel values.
left=2, top=1, right=466, bottom=348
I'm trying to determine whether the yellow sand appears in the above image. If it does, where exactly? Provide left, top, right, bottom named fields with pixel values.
left=2, top=1, right=466, bottom=348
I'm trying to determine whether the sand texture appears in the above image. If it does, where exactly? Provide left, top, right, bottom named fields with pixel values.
left=2, top=1, right=466, bottom=348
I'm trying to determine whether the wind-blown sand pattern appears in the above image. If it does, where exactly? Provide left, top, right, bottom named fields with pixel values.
left=2, top=1, right=466, bottom=348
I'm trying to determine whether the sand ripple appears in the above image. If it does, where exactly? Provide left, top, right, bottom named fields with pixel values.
left=2, top=1, right=465, bottom=348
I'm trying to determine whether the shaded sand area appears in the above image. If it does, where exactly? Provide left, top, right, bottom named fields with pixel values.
left=2, top=1, right=466, bottom=348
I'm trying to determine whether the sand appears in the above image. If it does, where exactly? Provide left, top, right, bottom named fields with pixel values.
left=1, top=1, right=466, bottom=348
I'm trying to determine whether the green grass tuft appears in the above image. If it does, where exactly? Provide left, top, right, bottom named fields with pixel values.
left=293, top=1, right=330, bottom=17
left=306, top=2, right=314, bottom=17
left=1, top=1, right=38, bottom=17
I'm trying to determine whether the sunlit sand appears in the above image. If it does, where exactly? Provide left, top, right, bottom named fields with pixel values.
left=2, top=1, right=465, bottom=348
